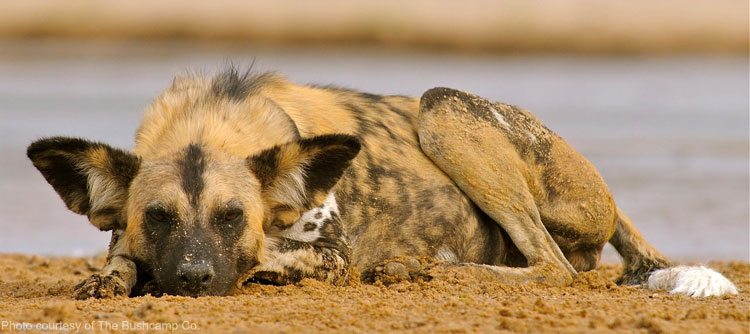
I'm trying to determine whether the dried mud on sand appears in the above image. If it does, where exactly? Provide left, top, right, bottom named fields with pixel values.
left=0, top=254, right=747, bottom=334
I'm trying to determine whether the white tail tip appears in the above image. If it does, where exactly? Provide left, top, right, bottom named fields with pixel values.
left=644, top=265, right=738, bottom=297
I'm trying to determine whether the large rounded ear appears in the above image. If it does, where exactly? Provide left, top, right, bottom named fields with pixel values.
left=27, top=137, right=140, bottom=231
left=247, top=134, right=360, bottom=229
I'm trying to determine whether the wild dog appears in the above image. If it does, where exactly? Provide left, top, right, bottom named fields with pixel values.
left=28, top=68, right=737, bottom=298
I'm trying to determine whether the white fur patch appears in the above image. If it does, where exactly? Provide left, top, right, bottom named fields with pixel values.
left=489, top=106, right=510, bottom=128
left=645, top=265, right=738, bottom=297
left=281, top=192, right=338, bottom=242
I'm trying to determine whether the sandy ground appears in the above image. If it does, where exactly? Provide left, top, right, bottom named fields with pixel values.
left=0, top=254, right=747, bottom=333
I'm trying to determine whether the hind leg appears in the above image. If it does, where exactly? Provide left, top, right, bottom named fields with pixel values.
left=532, top=139, right=619, bottom=272
left=417, top=88, right=576, bottom=286
left=537, top=196, right=617, bottom=272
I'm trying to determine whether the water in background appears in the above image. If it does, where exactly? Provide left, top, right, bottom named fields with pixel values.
left=0, top=40, right=747, bottom=262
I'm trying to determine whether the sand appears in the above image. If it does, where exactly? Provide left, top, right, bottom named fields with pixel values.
left=0, top=254, right=747, bottom=333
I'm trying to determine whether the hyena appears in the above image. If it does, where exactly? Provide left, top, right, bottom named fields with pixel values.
left=28, top=68, right=737, bottom=298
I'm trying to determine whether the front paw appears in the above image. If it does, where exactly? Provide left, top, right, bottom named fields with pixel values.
left=74, top=273, right=129, bottom=299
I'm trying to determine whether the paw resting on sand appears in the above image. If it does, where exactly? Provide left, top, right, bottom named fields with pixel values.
left=74, top=273, right=129, bottom=299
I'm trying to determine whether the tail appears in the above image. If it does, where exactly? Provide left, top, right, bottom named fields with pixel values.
left=609, top=208, right=737, bottom=297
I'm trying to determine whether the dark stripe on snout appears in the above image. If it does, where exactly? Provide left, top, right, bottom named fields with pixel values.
left=178, top=144, right=206, bottom=206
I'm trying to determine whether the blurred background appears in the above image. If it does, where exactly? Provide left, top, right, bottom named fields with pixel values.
left=0, top=0, right=747, bottom=262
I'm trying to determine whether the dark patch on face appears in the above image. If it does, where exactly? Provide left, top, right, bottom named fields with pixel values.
left=141, top=200, right=250, bottom=297
left=129, top=257, right=158, bottom=297
left=141, top=203, right=177, bottom=247
left=314, top=212, right=323, bottom=219
left=213, top=200, right=248, bottom=254
left=140, top=203, right=178, bottom=293
left=177, top=144, right=206, bottom=207
left=303, top=222, right=317, bottom=231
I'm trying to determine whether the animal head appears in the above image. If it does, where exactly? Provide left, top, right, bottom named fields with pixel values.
left=27, top=134, right=360, bottom=296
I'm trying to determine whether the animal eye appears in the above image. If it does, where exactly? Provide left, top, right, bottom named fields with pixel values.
left=224, top=210, right=242, bottom=222
left=146, top=210, right=168, bottom=223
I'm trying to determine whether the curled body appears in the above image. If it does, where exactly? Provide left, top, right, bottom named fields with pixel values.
left=28, top=69, right=737, bottom=298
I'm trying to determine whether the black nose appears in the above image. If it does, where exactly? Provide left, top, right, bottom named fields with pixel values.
left=177, top=261, right=215, bottom=290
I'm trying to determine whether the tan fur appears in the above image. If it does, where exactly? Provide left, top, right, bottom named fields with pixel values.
left=31, top=69, right=692, bottom=298
left=124, top=147, right=266, bottom=263
left=136, top=74, right=299, bottom=158
left=82, top=147, right=131, bottom=229
left=121, top=73, right=498, bottom=284
left=417, top=88, right=666, bottom=284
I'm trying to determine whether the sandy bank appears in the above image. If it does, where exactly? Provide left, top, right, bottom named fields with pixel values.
left=0, top=254, right=747, bottom=333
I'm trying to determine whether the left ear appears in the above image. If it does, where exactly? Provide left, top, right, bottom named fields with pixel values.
left=247, top=134, right=360, bottom=228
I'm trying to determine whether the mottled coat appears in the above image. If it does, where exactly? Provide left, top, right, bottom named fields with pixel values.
left=28, top=69, right=737, bottom=298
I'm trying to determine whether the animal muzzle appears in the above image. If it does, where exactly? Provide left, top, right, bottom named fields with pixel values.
left=176, top=260, right=216, bottom=293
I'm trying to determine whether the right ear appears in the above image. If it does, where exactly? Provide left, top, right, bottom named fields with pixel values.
left=27, top=137, right=140, bottom=231
left=247, top=134, right=360, bottom=229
